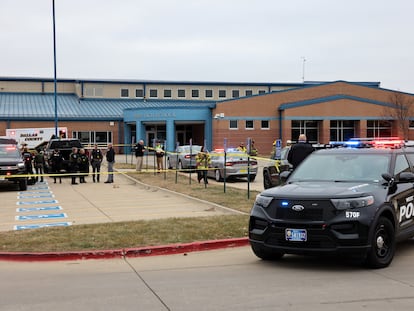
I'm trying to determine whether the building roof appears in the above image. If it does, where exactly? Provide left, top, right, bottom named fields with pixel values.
left=0, top=93, right=216, bottom=121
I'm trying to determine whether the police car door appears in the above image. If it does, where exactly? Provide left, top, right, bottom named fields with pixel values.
left=391, top=153, right=414, bottom=239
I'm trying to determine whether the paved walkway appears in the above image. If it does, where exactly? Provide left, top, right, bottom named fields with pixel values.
left=0, top=162, right=240, bottom=232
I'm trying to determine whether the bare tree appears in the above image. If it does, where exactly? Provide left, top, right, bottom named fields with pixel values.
left=383, top=92, right=414, bottom=140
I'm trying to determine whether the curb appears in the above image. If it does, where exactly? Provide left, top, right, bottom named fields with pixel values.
left=0, top=237, right=249, bottom=262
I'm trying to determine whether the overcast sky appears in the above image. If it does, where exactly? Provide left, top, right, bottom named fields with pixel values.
left=1, top=0, right=414, bottom=93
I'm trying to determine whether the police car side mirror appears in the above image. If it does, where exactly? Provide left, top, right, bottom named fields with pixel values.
left=381, top=173, right=393, bottom=182
left=398, top=172, right=414, bottom=183
left=280, top=170, right=291, bottom=183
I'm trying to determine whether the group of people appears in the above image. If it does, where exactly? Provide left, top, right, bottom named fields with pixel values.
left=66, top=144, right=116, bottom=185
left=21, top=143, right=116, bottom=185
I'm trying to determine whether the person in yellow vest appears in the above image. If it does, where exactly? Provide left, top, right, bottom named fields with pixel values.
left=196, top=146, right=211, bottom=184
left=237, top=142, right=247, bottom=153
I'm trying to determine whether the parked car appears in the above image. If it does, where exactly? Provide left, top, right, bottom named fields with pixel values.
left=0, top=141, right=28, bottom=190
left=207, top=148, right=258, bottom=182
left=263, top=146, right=292, bottom=189
left=250, top=139, right=414, bottom=268
left=167, top=145, right=202, bottom=171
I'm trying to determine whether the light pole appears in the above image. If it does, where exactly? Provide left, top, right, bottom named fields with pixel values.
left=52, top=0, right=58, bottom=137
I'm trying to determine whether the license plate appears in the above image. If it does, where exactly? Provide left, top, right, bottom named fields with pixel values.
left=285, top=228, right=307, bottom=242
left=239, top=169, right=247, bottom=173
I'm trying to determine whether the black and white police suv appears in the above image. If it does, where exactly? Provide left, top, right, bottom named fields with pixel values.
left=249, top=138, right=414, bottom=268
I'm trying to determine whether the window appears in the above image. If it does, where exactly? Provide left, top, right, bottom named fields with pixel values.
left=205, top=89, right=213, bottom=98
left=330, top=120, right=355, bottom=142
left=121, top=89, right=129, bottom=98
left=72, top=131, right=112, bottom=146
left=245, top=90, right=253, bottom=97
left=164, top=89, right=172, bottom=98
left=192, top=89, right=199, bottom=98
left=149, top=89, right=158, bottom=98
left=85, top=86, right=103, bottom=97
left=135, top=89, right=144, bottom=98
left=291, top=120, right=318, bottom=143
left=219, top=90, right=226, bottom=98
left=245, top=120, right=254, bottom=129
left=258, top=90, right=266, bottom=95
left=367, top=120, right=392, bottom=137
left=178, top=89, right=186, bottom=98
left=261, top=120, right=269, bottom=129
left=232, top=90, right=240, bottom=98
left=229, top=120, right=238, bottom=129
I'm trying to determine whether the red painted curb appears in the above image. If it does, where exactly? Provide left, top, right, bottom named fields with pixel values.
left=0, top=238, right=249, bottom=262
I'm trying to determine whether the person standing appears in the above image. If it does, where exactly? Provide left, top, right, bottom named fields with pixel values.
left=287, top=134, right=315, bottom=170
left=78, top=148, right=89, bottom=183
left=134, top=140, right=146, bottom=172
left=21, top=146, right=34, bottom=183
left=69, top=147, right=80, bottom=185
left=50, top=148, right=63, bottom=184
left=155, top=141, right=164, bottom=173
left=90, top=144, right=103, bottom=182
left=104, top=143, right=115, bottom=183
left=196, top=146, right=211, bottom=184
left=33, top=150, right=46, bottom=182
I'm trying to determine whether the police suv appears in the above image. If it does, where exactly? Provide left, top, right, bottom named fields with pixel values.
left=249, top=138, right=414, bottom=268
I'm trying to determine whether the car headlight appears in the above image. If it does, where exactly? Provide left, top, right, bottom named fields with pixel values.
left=331, top=195, right=374, bottom=210
left=255, top=194, right=273, bottom=208
left=17, top=163, right=25, bottom=170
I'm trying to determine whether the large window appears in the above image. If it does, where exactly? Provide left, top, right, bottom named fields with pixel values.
left=73, top=131, right=113, bottom=146
left=291, top=120, right=318, bottom=143
left=232, top=90, right=240, bottom=98
left=367, top=120, right=392, bottom=137
left=245, top=90, right=253, bottom=97
left=85, top=86, right=103, bottom=97
left=330, top=120, right=355, bottom=142
left=219, top=90, right=226, bottom=98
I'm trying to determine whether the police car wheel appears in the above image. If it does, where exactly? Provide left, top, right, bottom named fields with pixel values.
left=365, top=217, right=395, bottom=269
left=251, top=243, right=284, bottom=261
left=19, top=179, right=27, bottom=191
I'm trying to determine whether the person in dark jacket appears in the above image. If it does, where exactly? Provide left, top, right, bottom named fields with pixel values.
left=104, top=143, right=115, bottom=183
left=78, top=148, right=89, bottom=183
left=90, top=144, right=103, bottom=182
left=50, top=148, right=64, bottom=184
left=134, top=140, right=146, bottom=172
left=69, top=147, right=80, bottom=185
left=287, top=134, right=315, bottom=169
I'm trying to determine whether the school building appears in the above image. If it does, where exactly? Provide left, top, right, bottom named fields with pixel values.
left=1, top=77, right=413, bottom=155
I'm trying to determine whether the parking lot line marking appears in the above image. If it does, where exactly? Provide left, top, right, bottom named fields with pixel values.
left=16, top=200, right=59, bottom=205
left=16, top=206, right=62, bottom=213
left=14, top=222, right=72, bottom=231
left=15, top=213, right=67, bottom=221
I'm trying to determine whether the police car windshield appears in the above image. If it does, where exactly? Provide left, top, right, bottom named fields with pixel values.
left=289, top=153, right=390, bottom=182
